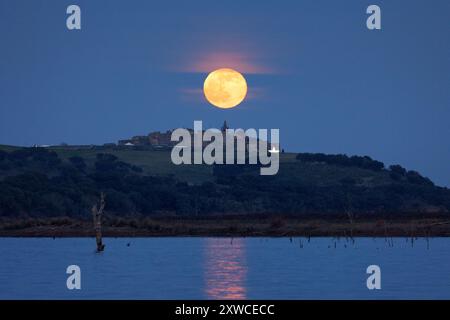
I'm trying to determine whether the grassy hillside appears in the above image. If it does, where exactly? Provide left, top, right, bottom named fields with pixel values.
left=0, top=144, right=21, bottom=152
left=0, top=144, right=394, bottom=186
left=52, top=147, right=214, bottom=184
left=26, top=146, right=394, bottom=187
left=0, top=144, right=449, bottom=218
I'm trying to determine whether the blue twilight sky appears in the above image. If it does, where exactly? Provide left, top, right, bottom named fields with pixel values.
left=0, top=0, right=449, bottom=186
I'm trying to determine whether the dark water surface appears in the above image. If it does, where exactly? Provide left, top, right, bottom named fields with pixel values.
left=0, top=237, right=449, bottom=299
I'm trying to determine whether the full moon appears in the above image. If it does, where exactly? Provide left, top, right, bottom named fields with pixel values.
left=203, top=68, right=247, bottom=109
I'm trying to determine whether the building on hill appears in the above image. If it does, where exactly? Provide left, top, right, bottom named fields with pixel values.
left=117, top=121, right=277, bottom=151
left=118, top=131, right=174, bottom=148
left=148, top=130, right=173, bottom=146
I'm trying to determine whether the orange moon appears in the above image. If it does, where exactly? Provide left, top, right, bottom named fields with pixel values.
left=203, top=68, right=248, bottom=109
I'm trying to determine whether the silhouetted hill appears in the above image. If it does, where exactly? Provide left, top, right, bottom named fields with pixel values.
left=0, top=144, right=449, bottom=219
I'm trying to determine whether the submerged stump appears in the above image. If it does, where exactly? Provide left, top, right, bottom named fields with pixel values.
left=92, top=192, right=106, bottom=252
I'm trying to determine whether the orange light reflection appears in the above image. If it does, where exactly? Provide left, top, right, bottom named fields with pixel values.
left=204, top=238, right=247, bottom=300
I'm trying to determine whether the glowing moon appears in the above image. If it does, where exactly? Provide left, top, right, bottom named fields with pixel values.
left=203, top=68, right=247, bottom=109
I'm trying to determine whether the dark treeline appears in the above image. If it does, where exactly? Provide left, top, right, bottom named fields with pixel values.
left=296, top=153, right=385, bottom=171
left=296, top=153, right=434, bottom=186
left=0, top=148, right=449, bottom=219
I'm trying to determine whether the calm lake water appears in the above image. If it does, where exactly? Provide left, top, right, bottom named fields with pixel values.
left=0, top=237, right=449, bottom=299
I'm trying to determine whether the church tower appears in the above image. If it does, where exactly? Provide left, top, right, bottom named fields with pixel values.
left=221, top=120, right=229, bottom=132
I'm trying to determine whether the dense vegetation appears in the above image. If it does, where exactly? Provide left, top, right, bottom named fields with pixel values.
left=296, top=153, right=434, bottom=186
left=0, top=147, right=449, bottom=219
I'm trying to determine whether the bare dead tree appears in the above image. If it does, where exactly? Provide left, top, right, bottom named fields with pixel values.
left=92, top=192, right=106, bottom=252
left=345, top=194, right=355, bottom=242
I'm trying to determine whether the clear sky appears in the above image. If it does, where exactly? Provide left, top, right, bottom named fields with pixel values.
left=0, top=0, right=449, bottom=186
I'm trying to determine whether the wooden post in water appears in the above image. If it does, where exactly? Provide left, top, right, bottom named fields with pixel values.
left=92, top=192, right=106, bottom=252
left=345, top=194, right=355, bottom=242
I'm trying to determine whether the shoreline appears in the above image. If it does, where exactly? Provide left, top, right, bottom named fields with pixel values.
left=1, top=216, right=450, bottom=237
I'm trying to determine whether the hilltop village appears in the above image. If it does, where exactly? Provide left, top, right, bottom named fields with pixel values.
left=116, top=121, right=277, bottom=153
left=31, top=121, right=279, bottom=153
left=118, top=121, right=231, bottom=149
